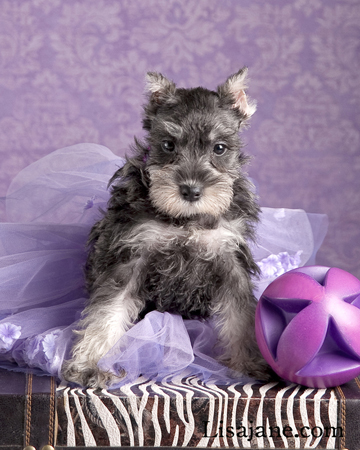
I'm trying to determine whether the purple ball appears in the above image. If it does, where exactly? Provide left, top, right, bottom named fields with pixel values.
left=255, top=266, right=360, bottom=388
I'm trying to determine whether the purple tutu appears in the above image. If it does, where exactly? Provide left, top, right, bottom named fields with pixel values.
left=0, top=144, right=328, bottom=387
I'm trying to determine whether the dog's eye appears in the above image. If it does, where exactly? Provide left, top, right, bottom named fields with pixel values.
left=213, top=143, right=227, bottom=156
left=161, top=140, right=175, bottom=153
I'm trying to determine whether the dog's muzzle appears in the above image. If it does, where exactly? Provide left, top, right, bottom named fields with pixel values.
left=180, top=184, right=202, bottom=202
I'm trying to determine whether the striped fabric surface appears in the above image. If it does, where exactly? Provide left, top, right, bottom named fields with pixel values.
left=56, top=375, right=339, bottom=448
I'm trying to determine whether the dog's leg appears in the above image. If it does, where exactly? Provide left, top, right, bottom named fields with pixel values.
left=212, top=268, right=271, bottom=381
left=62, top=264, right=144, bottom=388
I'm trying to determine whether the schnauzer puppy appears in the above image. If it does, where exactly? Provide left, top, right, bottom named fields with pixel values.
left=63, top=67, right=270, bottom=388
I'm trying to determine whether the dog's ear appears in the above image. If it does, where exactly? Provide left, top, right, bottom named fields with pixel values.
left=217, top=67, right=256, bottom=118
left=143, top=73, right=177, bottom=130
left=146, top=72, right=177, bottom=104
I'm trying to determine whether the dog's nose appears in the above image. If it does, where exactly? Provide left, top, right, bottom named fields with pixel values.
left=180, top=184, right=202, bottom=202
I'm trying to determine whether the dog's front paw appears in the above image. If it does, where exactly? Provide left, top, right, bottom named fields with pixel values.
left=221, top=347, right=278, bottom=382
left=62, top=360, right=125, bottom=389
left=242, top=360, right=279, bottom=382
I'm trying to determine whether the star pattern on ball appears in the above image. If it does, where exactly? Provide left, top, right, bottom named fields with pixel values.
left=256, top=266, right=360, bottom=387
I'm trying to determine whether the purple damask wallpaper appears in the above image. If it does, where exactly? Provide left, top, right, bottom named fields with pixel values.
left=0, top=0, right=359, bottom=277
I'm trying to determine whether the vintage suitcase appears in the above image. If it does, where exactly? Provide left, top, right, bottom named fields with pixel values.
left=2, top=368, right=360, bottom=450
left=55, top=375, right=353, bottom=450
left=0, top=369, right=56, bottom=450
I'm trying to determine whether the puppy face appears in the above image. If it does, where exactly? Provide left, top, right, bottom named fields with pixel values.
left=143, top=69, right=256, bottom=219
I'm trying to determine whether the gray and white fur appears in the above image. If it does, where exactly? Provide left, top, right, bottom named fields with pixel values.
left=62, top=68, right=271, bottom=388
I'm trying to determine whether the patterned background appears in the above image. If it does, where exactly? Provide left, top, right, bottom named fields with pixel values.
left=0, top=0, right=359, bottom=277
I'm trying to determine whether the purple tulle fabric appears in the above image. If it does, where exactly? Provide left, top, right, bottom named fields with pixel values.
left=98, top=312, right=238, bottom=388
left=0, top=144, right=328, bottom=387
